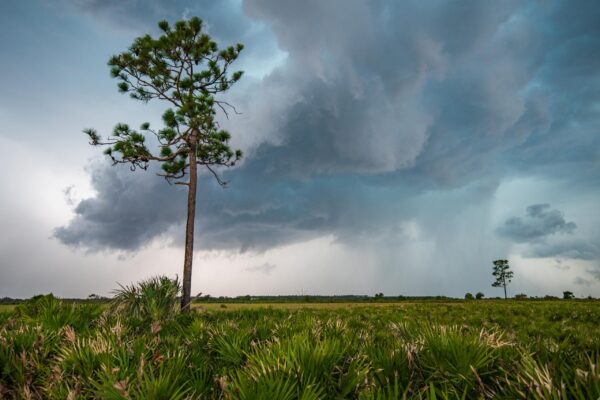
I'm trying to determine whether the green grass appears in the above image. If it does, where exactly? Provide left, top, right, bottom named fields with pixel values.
left=0, top=304, right=15, bottom=312
left=194, top=301, right=434, bottom=311
left=1, top=290, right=599, bottom=399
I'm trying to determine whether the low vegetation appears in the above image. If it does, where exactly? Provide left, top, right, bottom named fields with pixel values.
left=1, top=277, right=599, bottom=399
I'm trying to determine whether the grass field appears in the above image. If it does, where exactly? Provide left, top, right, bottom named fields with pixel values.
left=0, top=304, right=15, bottom=312
left=0, top=301, right=415, bottom=314
left=195, top=301, right=453, bottom=311
left=1, top=288, right=600, bottom=399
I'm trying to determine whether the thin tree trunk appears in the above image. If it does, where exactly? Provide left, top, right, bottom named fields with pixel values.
left=181, top=137, right=198, bottom=312
left=503, top=281, right=507, bottom=300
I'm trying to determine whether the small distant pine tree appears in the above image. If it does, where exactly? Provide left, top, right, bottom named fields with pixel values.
left=492, top=259, right=514, bottom=299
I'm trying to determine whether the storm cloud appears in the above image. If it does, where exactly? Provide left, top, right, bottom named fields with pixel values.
left=526, top=241, right=600, bottom=261
left=496, top=203, right=600, bottom=281
left=55, top=0, right=600, bottom=258
left=54, top=163, right=187, bottom=251
left=497, top=204, right=577, bottom=243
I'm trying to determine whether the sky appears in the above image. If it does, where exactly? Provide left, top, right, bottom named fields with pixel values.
left=1, top=0, right=599, bottom=299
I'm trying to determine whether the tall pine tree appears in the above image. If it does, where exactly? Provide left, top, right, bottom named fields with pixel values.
left=85, top=17, right=244, bottom=311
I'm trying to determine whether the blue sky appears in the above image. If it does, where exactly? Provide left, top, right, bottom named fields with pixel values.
left=1, top=0, right=599, bottom=298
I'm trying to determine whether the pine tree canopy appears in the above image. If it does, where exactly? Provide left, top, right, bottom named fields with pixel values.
left=491, top=259, right=513, bottom=287
left=84, top=16, right=244, bottom=185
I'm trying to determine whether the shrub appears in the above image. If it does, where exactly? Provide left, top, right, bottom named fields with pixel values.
left=419, top=325, right=505, bottom=397
left=476, top=292, right=485, bottom=300
left=111, top=276, right=180, bottom=329
left=15, top=294, right=102, bottom=332
left=464, top=292, right=474, bottom=300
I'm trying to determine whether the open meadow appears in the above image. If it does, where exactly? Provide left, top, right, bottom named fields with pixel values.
left=1, top=291, right=599, bottom=399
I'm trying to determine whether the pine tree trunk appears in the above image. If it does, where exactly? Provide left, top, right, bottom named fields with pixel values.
left=181, top=137, right=198, bottom=312
left=503, top=282, right=507, bottom=300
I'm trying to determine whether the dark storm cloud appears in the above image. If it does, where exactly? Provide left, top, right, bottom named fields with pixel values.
left=55, top=158, right=415, bottom=252
left=498, top=204, right=600, bottom=281
left=526, top=241, right=599, bottom=261
left=497, top=204, right=577, bottom=243
left=521, top=229, right=600, bottom=282
left=55, top=163, right=187, bottom=250
left=57, top=1, right=600, bottom=254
